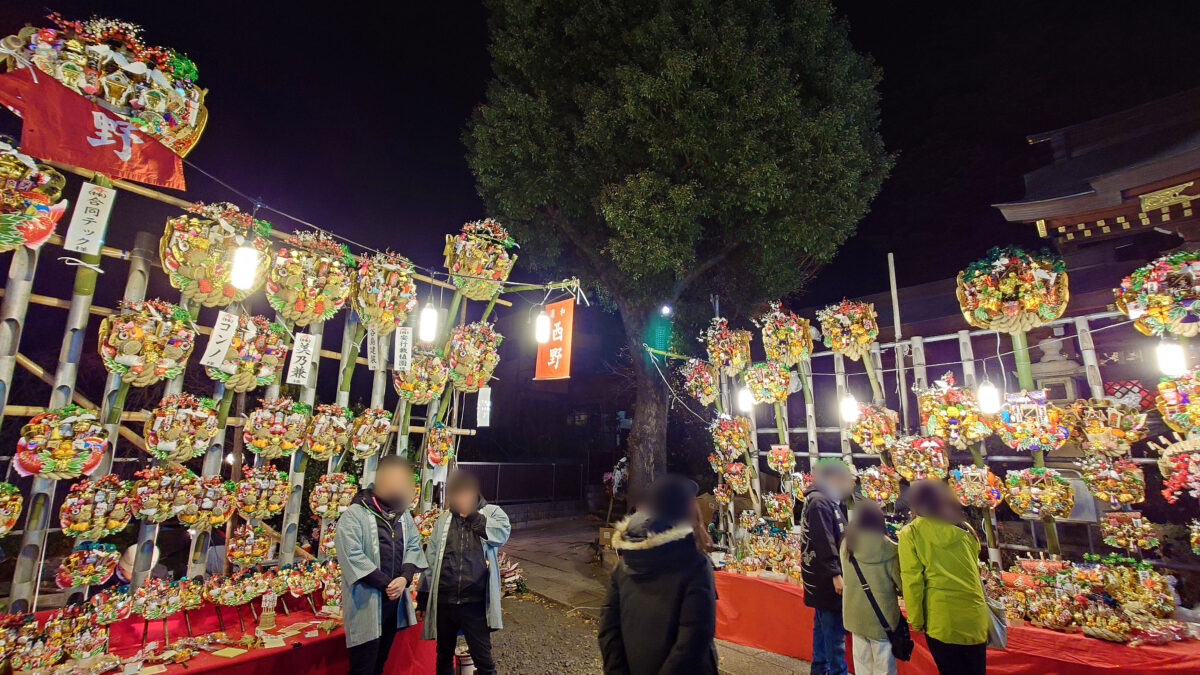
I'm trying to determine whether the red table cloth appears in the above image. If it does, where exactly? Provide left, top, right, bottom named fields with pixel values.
left=714, top=570, right=1200, bottom=675
left=38, top=593, right=436, bottom=674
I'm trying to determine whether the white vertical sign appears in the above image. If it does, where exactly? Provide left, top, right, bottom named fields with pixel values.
left=477, top=386, right=492, bottom=428
left=393, top=327, right=412, bottom=372
left=200, top=311, right=239, bottom=373
left=367, top=324, right=381, bottom=371
left=63, top=182, right=116, bottom=255
left=286, top=332, right=316, bottom=385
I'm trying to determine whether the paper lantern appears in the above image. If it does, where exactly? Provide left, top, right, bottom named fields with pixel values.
left=98, top=299, right=196, bottom=387
left=956, top=246, right=1068, bottom=334
left=16, top=404, right=107, bottom=479
left=143, top=393, right=219, bottom=462
left=444, top=219, right=517, bottom=300
left=160, top=202, right=271, bottom=306
left=243, top=397, right=310, bottom=460
left=265, top=230, right=354, bottom=326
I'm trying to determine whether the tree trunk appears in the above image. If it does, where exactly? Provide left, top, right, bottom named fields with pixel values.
left=624, top=327, right=669, bottom=504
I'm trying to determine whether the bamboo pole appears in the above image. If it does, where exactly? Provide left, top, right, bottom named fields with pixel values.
left=0, top=246, right=40, bottom=435
left=1010, top=329, right=1060, bottom=555
left=799, top=360, right=818, bottom=470
left=278, top=320, right=323, bottom=566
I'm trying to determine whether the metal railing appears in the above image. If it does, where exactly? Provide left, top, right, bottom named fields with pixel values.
left=456, top=461, right=584, bottom=504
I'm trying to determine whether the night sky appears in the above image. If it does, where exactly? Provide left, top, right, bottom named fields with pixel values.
left=4, top=1, right=1200, bottom=302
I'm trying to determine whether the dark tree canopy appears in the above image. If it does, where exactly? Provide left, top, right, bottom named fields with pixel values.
left=466, top=0, right=892, bottom=493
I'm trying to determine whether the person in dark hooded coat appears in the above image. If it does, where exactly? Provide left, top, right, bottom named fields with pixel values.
left=598, top=475, right=718, bottom=675
left=799, top=458, right=856, bottom=675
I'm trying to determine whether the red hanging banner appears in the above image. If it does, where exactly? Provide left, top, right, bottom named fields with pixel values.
left=0, top=68, right=186, bottom=190
left=535, top=298, right=574, bottom=380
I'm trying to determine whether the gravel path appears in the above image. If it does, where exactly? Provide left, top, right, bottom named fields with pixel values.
left=483, top=593, right=604, bottom=674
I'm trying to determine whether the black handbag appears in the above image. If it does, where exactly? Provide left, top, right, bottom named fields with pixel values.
left=848, top=551, right=914, bottom=661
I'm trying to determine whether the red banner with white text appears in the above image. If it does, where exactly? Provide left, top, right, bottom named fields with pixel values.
left=535, top=298, right=574, bottom=380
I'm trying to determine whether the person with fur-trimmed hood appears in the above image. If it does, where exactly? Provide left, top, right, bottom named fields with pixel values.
left=599, top=475, right=718, bottom=675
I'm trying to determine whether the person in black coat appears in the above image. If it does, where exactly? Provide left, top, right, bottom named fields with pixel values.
left=599, top=475, right=718, bottom=675
left=799, top=459, right=855, bottom=675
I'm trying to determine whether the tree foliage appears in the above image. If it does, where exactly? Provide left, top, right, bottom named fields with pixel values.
left=466, top=0, right=892, bottom=492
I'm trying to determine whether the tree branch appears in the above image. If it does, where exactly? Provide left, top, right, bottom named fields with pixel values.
left=669, top=240, right=741, bottom=303
left=543, top=201, right=631, bottom=297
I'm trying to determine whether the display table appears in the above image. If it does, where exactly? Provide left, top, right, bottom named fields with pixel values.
left=714, top=570, right=1200, bottom=675
left=91, top=593, right=436, bottom=674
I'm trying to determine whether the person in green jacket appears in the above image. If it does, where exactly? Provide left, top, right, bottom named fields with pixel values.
left=839, top=500, right=902, bottom=675
left=898, top=480, right=989, bottom=675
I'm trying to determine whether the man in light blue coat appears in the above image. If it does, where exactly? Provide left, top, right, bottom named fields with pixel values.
left=336, top=456, right=427, bottom=675
left=417, top=470, right=511, bottom=675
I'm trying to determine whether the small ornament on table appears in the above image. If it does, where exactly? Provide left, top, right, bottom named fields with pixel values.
left=178, top=475, right=234, bottom=531
left=767, top=445, right=795, bottom=474
left=956, top=246, right=1068, bottom=334
left=258, top=588, right=278, bottom=631
left=161, top=202, right=272, bottom=306
left=54, top=541, right=119, bottom=588
left=59, top=474, right=131, bottom=539
left=1068, top=398, right=1148, bottom=457
left=1114, top=250, right=1200, bottom=337
left=949, top=465, right=1003, bottom=508
left=724, top=462, right=751, bottom=494
left=445, top=321, right=503, bottom=393
left=680, top=359, right=718, bottom=406
left=309, top=473, right=357, bottom=520
left=816, top=299, right=878, bottom=362
left=702, top=318, right=752, bottom=375
left=15, top=404, right=107, bottom=479
left=98, top=299, right=196, bottom=387
left=848, top=403, right=901, bottom=453
left=319, top=561, right=343, bottom=618
left=755, top=302, right=813, bottom=367
left=265, top=230, right=354, bottom=326
left=144, top=393, right=219, bottom=461
left=393, top=350, right=451, bottom=404
left=914, top=372, right=994, bottom=448
left=353, top=252, right=418, bottom=334
left=227, top=524, right=271, bottom=567
left=130, top=465, right=201, bottom=523
left=89, top=587, right=134, bottom=625
left=744, top=361, right=789, bottom=404
left=995, top=390, right=1073, bottom=454
left=859, top=465, right=901, bottom=504
left=235, top=466, right=289, bottom=521
left=349, top=408, right=392, bottom=459
left=1100, top=512, right=1160, bottom=553
left=444, top=218, right=517, bottom=300
left=1155, top=370, right=1200, bottom=434
left=244, top=397, right=311, bottom=460
left=303, top=403, right=354, bottom=462
left=1004, top=468, right=1074, bottom=519
left=1078, top=455, right=1145, bottom=508
left=426, top=422, right=455, bottom=467
left=132, top=577, right=184, bottom=621
left=890, top=436, right=949, bottom=481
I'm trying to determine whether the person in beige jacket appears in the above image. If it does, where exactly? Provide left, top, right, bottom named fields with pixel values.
left=839, top=500, right=902, bottom=675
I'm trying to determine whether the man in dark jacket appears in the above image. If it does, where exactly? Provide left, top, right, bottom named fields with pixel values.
left=416, top=470, right=510, bottom=675
left=799, top=459, right=855, bottom=675
left=599, top=475, right=718, bottom=675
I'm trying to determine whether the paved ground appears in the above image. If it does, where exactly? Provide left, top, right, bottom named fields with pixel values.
left=502, top=515, right=810, bottom=675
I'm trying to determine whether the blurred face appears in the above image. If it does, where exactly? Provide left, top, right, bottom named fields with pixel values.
left=375, top=466, right=415, bottom=509
left=448, top=485, right=478, bottom=515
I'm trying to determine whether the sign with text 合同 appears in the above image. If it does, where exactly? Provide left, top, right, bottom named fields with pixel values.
left=63, top=181, right=115, bottom=255
left=534, top=298, right=574, bottom=380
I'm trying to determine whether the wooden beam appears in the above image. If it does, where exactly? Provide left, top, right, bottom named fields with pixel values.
left=13, top=353, right=146, bottom=451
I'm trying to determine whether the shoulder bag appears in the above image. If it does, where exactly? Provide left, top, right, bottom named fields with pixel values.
left=848, top=552, right=914, bottom=661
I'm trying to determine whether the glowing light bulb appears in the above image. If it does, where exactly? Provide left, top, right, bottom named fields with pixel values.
left=840, top=393, right=860, bottom=423
left=737, top=387, right=754, bottom=412
left=1158, top=338, right=1188, bottom=377
left=977, top=380, right=1002, bottom=415
left=224, top=452, right=235, bottom=465
left=418, top=302, right=438, bottom=343
left=660, top=305, right=672, bottom=316
left=535, top=309, right=551, bottom=344
left=230, top=244, right=260, bottom=290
